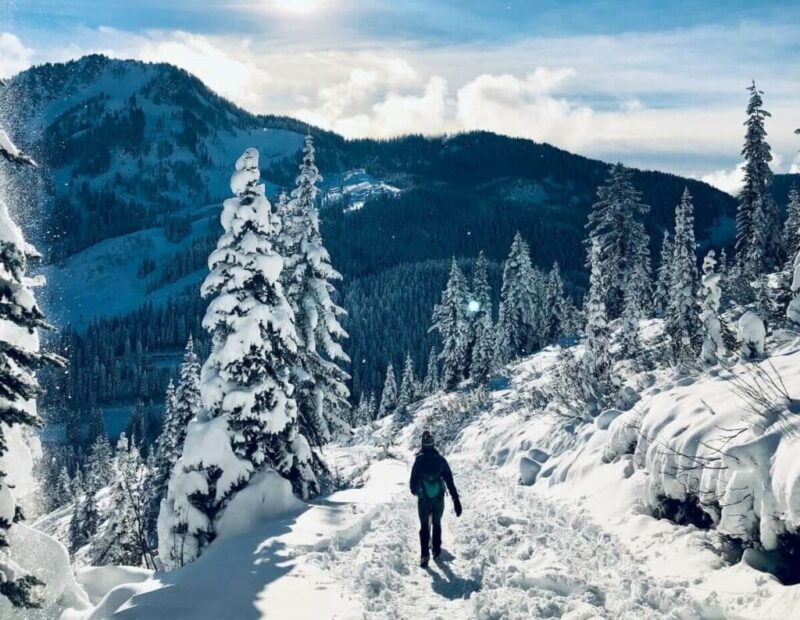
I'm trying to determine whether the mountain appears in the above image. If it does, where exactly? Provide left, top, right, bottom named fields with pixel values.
left=1, top=54, right=795, bottom=439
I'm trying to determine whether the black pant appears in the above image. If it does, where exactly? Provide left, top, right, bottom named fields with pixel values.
left=417, top=494, right=445, bottom=558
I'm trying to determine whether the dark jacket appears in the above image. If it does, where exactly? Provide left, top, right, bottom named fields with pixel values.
left=409, top=446, right=459, bottom=500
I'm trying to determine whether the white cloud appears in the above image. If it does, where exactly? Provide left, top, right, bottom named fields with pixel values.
left=455, top=71, right=593, bottom=150
left=701, top=163, right=744, bottom=196
left=0, top=33, right=34, bottom=78
left=5, top=21, right=800, bottom=178
left=113, top=30, right=269, bottom=107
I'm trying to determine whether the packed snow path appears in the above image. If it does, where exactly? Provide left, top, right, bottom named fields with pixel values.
left=313, top=455, right=702, bottom=619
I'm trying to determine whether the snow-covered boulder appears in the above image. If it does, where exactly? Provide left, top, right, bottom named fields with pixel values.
left=519, top=457, right=541, bottom=486
left=595, top=408, right=624, bottom=431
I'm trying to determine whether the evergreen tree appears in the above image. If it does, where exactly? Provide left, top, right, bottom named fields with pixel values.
left=787, top=224, right=800, bottom=324
left=653, top=231, right=673, bottom=317
left=430, top=259, right=469, bottom=389
left=581, top=239, right=614, bottom=414
left=70, top=468, right=84, bottom=499
left=0, top=119, right=64, bottom=608
left=585, top=163, right=651, bottom=319
left=665, top=189, right=700, bottom=362
left=353, top=394, right=369, bottom=427
left=545, top=262, right=568, bottom=342
left=92, top=435, right=152, bottom=568
left=85, top=433, right=113, bottom=492
left=755, top=274, right=773, bottom=330
left=619, top=285, right=642, bottom=361
left=698, top=251, right=725, bottom=366
left=495, top=233, right=540, bottom=363
left=467, top=252, right=495, bottom=383
left=736, top=82, right=781, bottom=276
left=147, top=337, right=202, bottom=542
left=281, top=136, right=351, bottom=445
left=717, top=248, right=731, bottom=306
left=784, top=186, right=800, bottom=265
left=55, top=466, right=73, bottom=508
left=467, top=252, right=492, bottom=364
left=469, top=311, right=495, bottom=386
left=421, top=348, right=440, bottom=395
left=159, top=148, right=317, bottom=569
left=68, top=479, right=98, bottom=556
left=202, top=146, right=316, bottom=490
left=377, top=363, right=397, bottom=418
left=366, top=393, right=377, bottom=422
left=394, top=354, right=416, bottom=428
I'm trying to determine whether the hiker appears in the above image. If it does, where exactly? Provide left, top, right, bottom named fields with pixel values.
left=409, top=430, right=462, bottom=568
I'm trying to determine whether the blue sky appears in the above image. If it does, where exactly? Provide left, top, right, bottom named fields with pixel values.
left=2, top=0, right=799, bottom=189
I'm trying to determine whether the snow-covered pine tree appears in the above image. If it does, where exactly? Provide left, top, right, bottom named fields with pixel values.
left=353, top=394, right=369, bottom=427
left=466, top=251, right=492, bottom=366
left=469, top=310, right=495, bottom=386
left=377, top=363, right=398, bottom=418
left=653, top=231, right=673, bottom=317
left=717, top=248, right=731, bottom=306
left=147, top=337, right=202, bottom=542
left=0, top=121, right=65, bottom=608
left=421, top=348, right=440, bottom=396
left=201, top=146, right=316, bottom=490
left=698, top=251, right=725, bottom=365
left=665, top=188, right=700, bottom=362
left=787, top=226, right=800, bottom=324
left=366, top=393, right=377, bottom=421
left=394, top=353, right=416, bottom=428
left=755, top=274, right=773, bottom=330
left=545, top=262, right=568, bottom=342
left=581, top=239, right=614, bottom=415
left=736, top=82, right=781, bottom=276
left=619, top=285, right=642, bottom=361
left=144, top=379, right=176, bottom=544
left=281, top=135, right=351, bottom=446
left=783, top=186, right=800, bottom=264
left=468, top=252, right=495, bottom=384
left=55, top=466, right=73, bottom=508
left=495, top=233, right=539, bottom=363
left=68, top=477, right=98, bottom=556
left=585, top=163, right=651, bottom=319
left=430, top=258, right=469, bottom=389
left=158, top=148, right=317, bottom=569
left=85, top=433, right=113, bottom=492
left=92, top=434, right=152, bottom=568
left=70, top=468, right=84, bottom=499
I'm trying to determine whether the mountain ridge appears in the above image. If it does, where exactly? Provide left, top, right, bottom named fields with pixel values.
left=2, top=54, right=797, bottom=432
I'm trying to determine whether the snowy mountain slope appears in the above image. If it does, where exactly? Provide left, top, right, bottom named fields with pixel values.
left=8, top=53, right=796, bottom=410
left=59, top=323, right=800, bottom=619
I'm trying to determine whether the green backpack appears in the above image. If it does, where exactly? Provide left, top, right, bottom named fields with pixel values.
left=420, top=475, right=444, bottom=499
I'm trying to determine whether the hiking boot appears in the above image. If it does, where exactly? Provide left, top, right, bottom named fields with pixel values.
left=420, top=556, right=429, bottom=568
left=432, top=549, right=441, bottom=561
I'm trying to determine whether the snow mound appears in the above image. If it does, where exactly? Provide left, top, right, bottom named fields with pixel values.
left=215, top=470, right=304, bottom=542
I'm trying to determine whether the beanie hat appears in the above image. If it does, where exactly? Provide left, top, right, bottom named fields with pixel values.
left=421, top=430, right=435, bottom=448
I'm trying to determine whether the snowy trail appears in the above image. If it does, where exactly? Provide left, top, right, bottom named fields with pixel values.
left=312, top=456, right=703, bottom=619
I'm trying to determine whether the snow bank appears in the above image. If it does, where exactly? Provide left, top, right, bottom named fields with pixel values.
left=76, top=565, right=152, bottom=606
left=215, top=470, right=304, bottom=542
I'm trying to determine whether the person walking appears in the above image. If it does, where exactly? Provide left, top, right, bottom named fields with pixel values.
left=409, top=430, right=462, bottom=568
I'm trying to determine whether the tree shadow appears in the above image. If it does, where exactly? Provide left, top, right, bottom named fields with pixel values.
left=111, top=511, right=304, bottom=619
